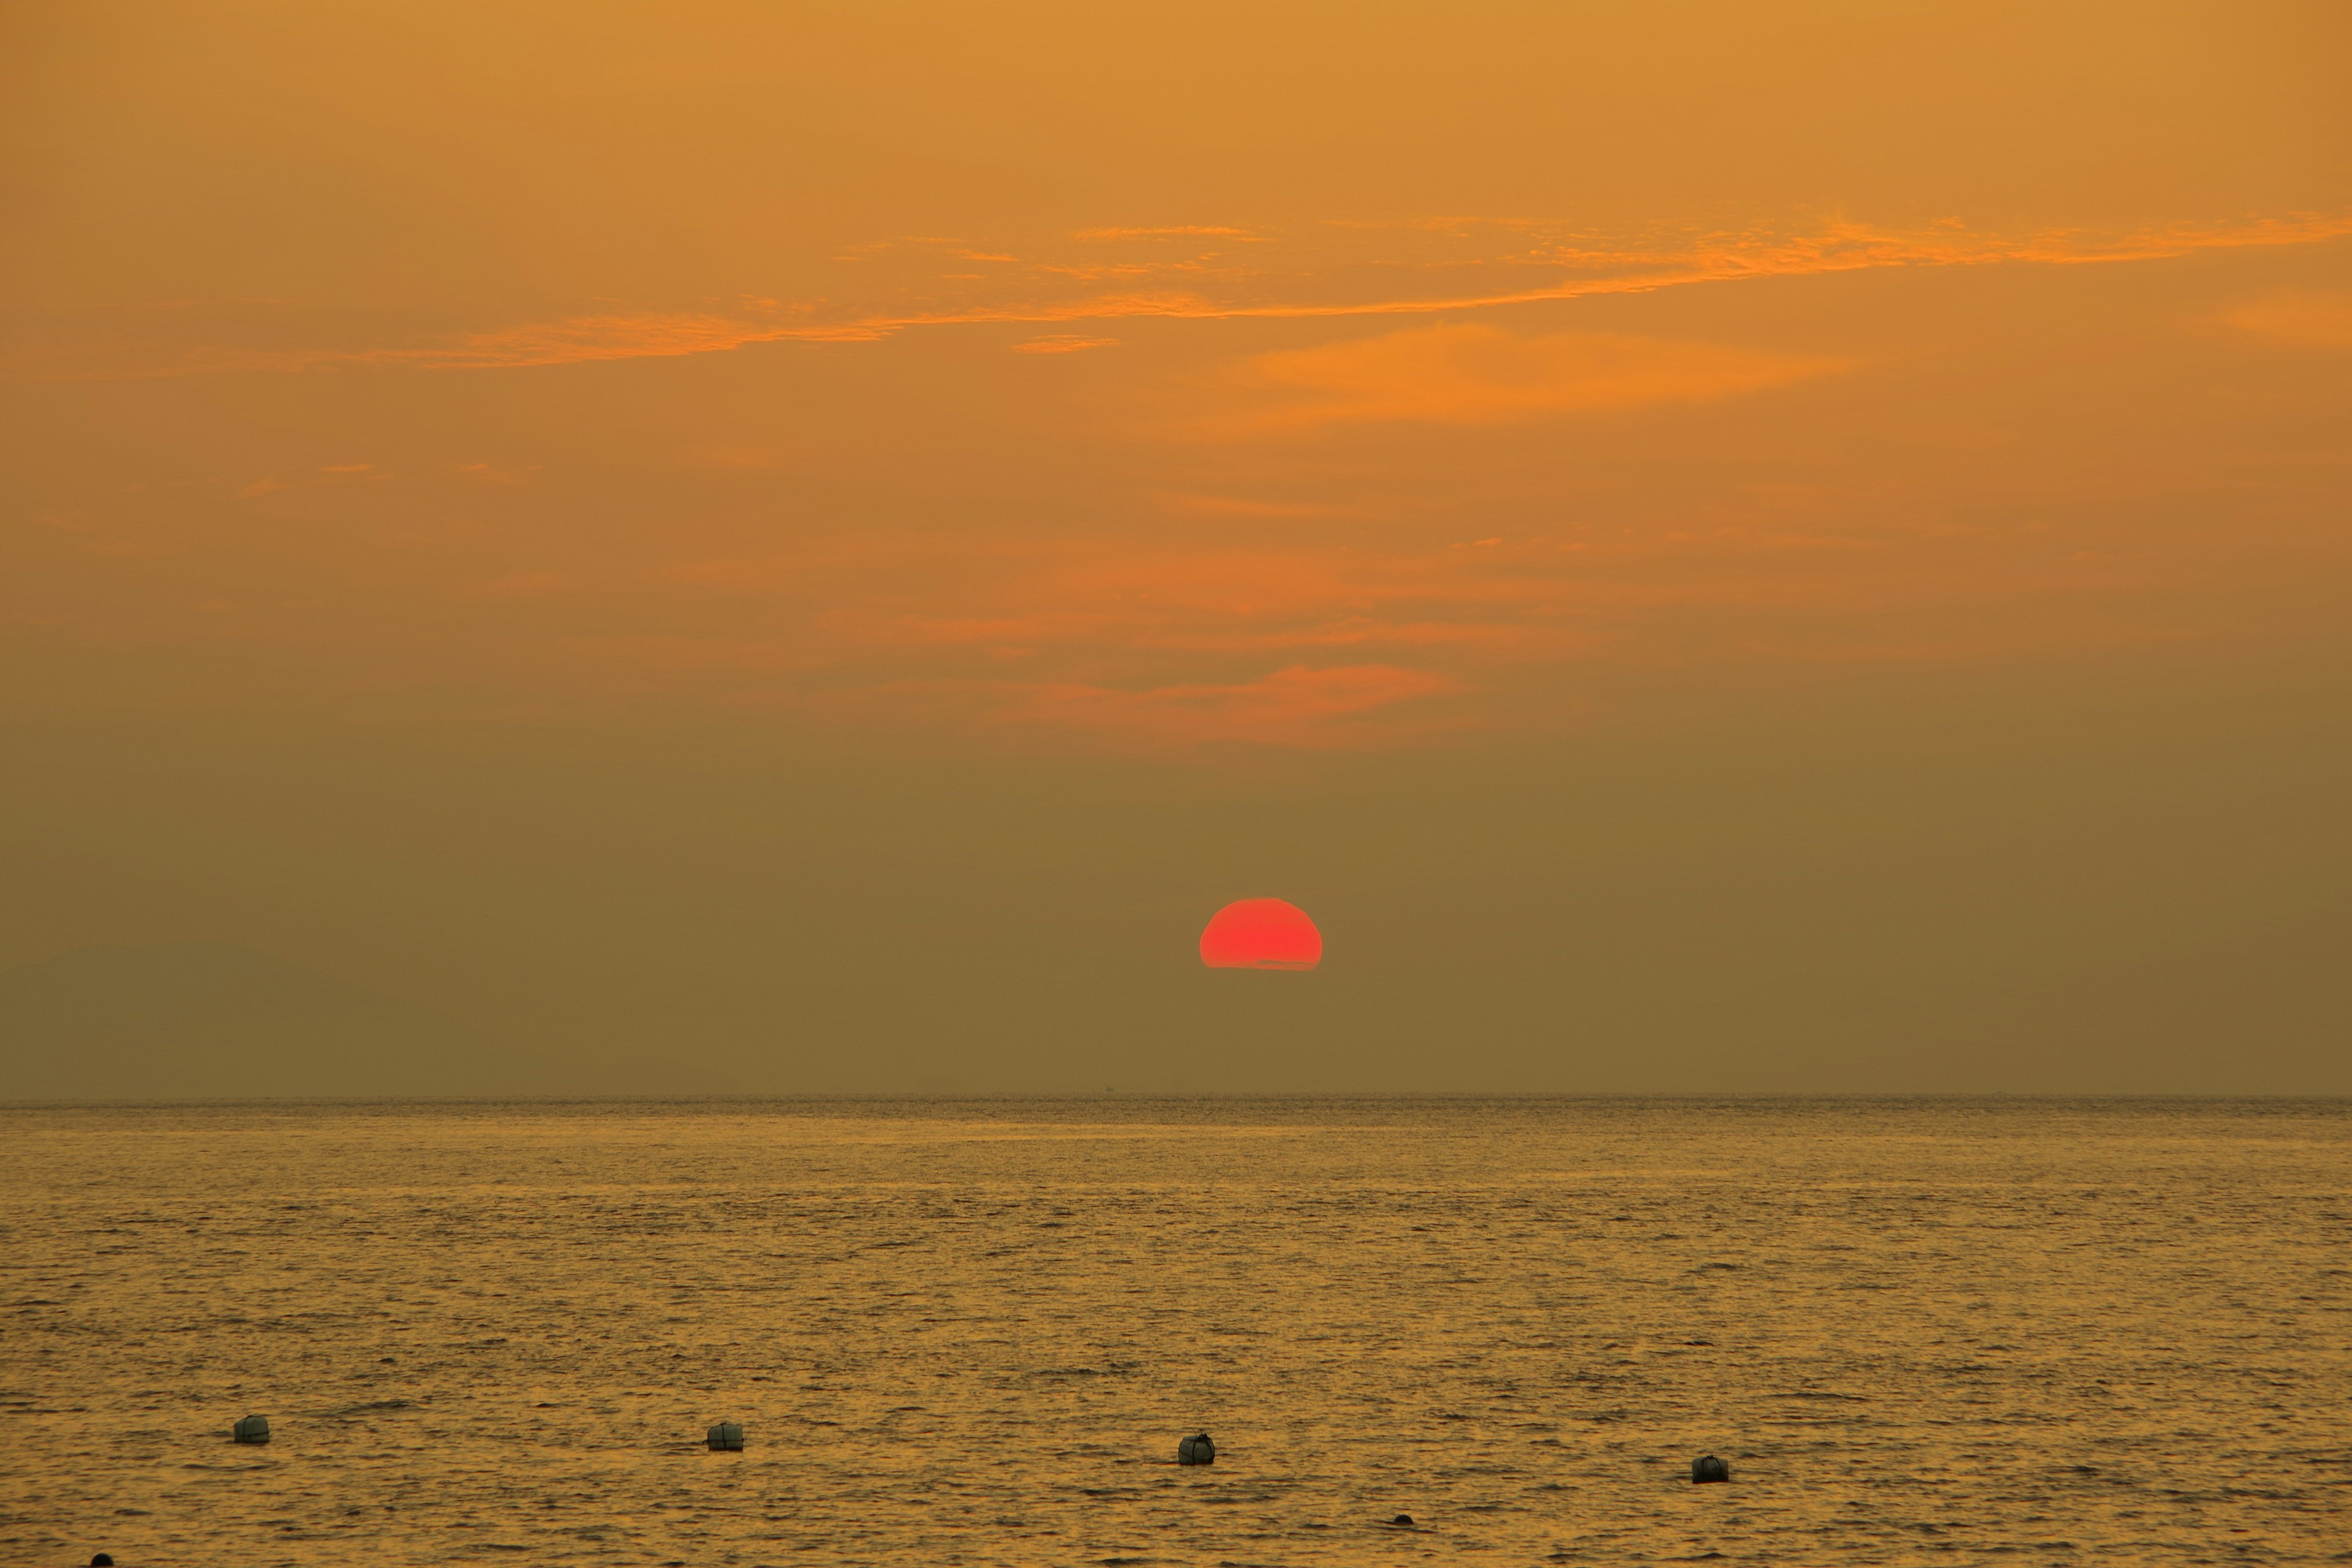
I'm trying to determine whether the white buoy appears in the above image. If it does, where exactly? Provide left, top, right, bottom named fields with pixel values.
left=1177, top=1431, right=1215, bottom=1465
left=232, top=1414, right=271, bottom=1445
left=707, top=1421, right=745, bottom=1452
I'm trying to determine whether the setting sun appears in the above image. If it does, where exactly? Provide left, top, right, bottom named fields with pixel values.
left=1199, top=898, right=1324, bottom=971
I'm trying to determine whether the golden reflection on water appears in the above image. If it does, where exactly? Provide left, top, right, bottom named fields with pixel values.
left=4, top=1098, right=2346, bottom=1564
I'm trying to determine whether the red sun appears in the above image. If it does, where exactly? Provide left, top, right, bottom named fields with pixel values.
left=1199, top=898, right=1323, bottom=970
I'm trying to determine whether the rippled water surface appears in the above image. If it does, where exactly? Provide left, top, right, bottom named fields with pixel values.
left=4, top=1098, right=2348, bottom=1565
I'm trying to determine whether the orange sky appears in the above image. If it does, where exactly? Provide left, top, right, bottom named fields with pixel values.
left=3, top=2, right=2348, bottom=1091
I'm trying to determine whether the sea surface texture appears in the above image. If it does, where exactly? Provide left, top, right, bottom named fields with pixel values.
left=3, top=1098, right=2347, bottom=1565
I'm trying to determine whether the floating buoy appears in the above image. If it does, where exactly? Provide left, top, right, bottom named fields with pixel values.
left=1389, top=1513, right=1415, bottom=1526
left=1691, top=1454, right=1730, bottom=1483
left=1177, top=1431, right=1215, bottom=1465
left=707, top=1421, right=745, bottom=1452
left=91, top=1555, right=116, bottom=1566
left=232, top=1414, right=271, bottom=1445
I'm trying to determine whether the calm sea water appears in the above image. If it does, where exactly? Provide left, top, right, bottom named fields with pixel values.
left=2, top=1098, right=2346, bottom=1565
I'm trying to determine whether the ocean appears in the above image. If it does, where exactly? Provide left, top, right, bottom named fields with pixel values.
left=3, top=1098, right=2346, bottom=1564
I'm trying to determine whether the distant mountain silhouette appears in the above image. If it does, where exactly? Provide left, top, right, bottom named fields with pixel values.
left=0, top=943, right=554, bottom=1099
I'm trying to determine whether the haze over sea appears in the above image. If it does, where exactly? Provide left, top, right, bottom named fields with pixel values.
left=4, top=1098, right=2346, bottom=1566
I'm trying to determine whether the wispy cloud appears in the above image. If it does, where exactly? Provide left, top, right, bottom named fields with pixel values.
left=348, top=312, right=886, bottom=371
left=1072, top=225, right=1262, bottom=241
left=26, top=211, right=2347, bottom=380
left=2221, top=288, right=2352, bottom=349
left=234, top=462, right=390, bottom=499
left=456, top=211, right=2352, bottom=374
left=978, top=663, right=1464, bottom=749
left=1229, top=325, right=1845, bottom=431
left=1155, top=494, right=1351, bottom=521
left=1013, top=334, right=1119, bottom=355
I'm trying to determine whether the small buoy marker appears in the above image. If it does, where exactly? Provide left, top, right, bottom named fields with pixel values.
left=1177, top=1431, right=1215, bottom=1465
left=1691, top=1453, right=1730, bottom=1483
left=91, top=1555, right=116, bottom=1566
left=707, top=1421, right=745, bottom=1452
left=1389, top=1513, right=1416, bottom=1527
left=232, top=1414, right=271, bottom=1445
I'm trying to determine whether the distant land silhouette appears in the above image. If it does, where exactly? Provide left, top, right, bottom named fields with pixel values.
left=0, top=943, right=554, bottom=1100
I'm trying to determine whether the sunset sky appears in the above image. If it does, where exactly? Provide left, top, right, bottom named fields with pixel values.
left=4, top=1, right=2347, bottom=1093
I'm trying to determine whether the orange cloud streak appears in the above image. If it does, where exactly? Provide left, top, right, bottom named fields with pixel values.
left=1012, top=335, right=1120, bottom=355
left=30, top=212, right=2347, bottom=380
left=380, top=212, right=2352, bottom=373
left=1234, top=325, right=1845, bottom=430
left=2221, top=289, right=2352, bottom=349
left=962, top=663, right=1466, bottom=749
